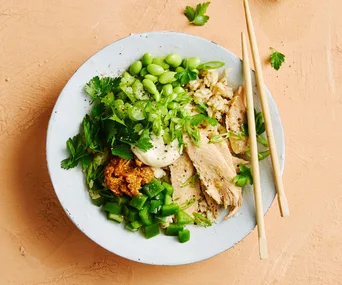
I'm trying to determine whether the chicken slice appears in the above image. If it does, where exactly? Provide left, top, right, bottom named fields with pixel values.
left=203, top=190, right=219, bottom=219
left=226, top=87, right=248, bottom=154
left=170, top=153, right=201, bottom=216
left=185, top=131, right=242, bottom=217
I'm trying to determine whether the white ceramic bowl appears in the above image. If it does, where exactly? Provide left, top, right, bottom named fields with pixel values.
left=46, top=31, right=285, bottom=265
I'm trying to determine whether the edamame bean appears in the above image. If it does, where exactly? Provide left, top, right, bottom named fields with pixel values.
left=175, top=66, right=185, bottom=73
left=165, top=53, right=182, bottom=68
left=152, top=56, right=170, bottom=69
left=141, top=53, right=153, bottom=66
left=144, top=74, right=158, bottom=83
left=147, top=64, right=164, bottom=76
left=158, top=71, right=177, bottom=84
left=192, top=68, right=199, bottom=74
left=162, top=84, right=173, bottom=96
left=173, top=86, right=185, bottom=94
left=182, top=57, right=201, bottom=70
left=142, top=79, right=160, bottom=102
left=140, top=67, right=148, bottom=77
left=129, top=61, right=142, bottom=75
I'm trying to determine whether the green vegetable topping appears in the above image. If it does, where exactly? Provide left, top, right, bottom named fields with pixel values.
left=184, top=2, right=211, bottom=26
left=233, top=164, right=253, bottom=187
left=270, top=47, right=285, bottom=70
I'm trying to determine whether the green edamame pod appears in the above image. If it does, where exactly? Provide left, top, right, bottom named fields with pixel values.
left=142, top=79, right=160, bottom=102
left=175, top=66, right=185, bottom=73
left=162, top=84, right=173, bottom=96
left=182, top=57, right=201, bottom=70
left=141, top=53, right=153, bottom=66
left=147, top=64, right=164, bottom=76
left=129, top=61, right=142, bottom=75
left=152, top=56, right=170, bottom=69
left=158, top=71, right=177, bottom=84
left=165, top=53, right=182, bottom=68
left=144, top=74, right=158, bottom=83
left=140, top=67, right=148, bottom=77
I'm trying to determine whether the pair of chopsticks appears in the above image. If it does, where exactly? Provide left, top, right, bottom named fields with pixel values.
left=242, top=0, right=290, bottom=260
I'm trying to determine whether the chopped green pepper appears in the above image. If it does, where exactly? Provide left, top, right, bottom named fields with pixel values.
left=107, top=213, right=124, bottom=223
left=127, top=207, right=139, bottom=222
left=129, top=194, right=148, bottom=210
left=164, top=194, right=173, bottom=206
left=144, top=223, right=160, bottom=239
left=165, top=224, right=184, bottom=236
left=139, top=205, right=154, bottom=226
left=131, top=220, right=143, bottom=229
left=178, top=229, right=190, bottom=243
left=125, top=223, right=139, bottom=232
left=162, top=182, right=174, bottom=196
left=142, top=179, right=165, bottom=198
left=102, top=202, right=121, bottom=214
left=161, top=203, right=179, bottom=217
left=176, top=210, right=194, bottom=225
left=149, top=200, right=162, bottom=214
left=154, top=192, right=165, bottom=201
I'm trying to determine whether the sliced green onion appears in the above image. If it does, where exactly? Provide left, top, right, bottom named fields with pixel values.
left=197, top=61, right=225, bottom=70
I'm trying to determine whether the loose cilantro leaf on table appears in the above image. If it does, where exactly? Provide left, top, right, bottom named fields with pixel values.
left=270, top=48, right=285, bottom=70
left=184, top=2, right=211, bottom=26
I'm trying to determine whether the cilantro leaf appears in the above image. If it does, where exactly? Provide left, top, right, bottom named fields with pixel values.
left=135, top=129, right=153, bottom=152
left=175, top=68, right=197, bottom=85
left=108, top=109, right=126, bottom=126
left=111, top=144, right=133, bottom=160
left=83, top=115, right=102, bottom=152
left=270, top=48, right=285, bottom=70
left=233, top=164, right=253, bottom=187
left=184, top=2, right=210, bottom=26
left=61, top=134, right=90, bottom=169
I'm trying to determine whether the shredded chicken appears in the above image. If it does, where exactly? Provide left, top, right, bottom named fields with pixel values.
left=226, top=87, right=248, bottom=154
left=185, top=131, right=242, bottom=218
left=104, top=157, right=154, bottom=197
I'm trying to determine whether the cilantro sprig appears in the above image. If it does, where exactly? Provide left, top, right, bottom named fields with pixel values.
left=270, top=48, right=285, bottom=70
left=233, top=164, right=253, bottom=187
left=184, top=2, right=211, bottom=26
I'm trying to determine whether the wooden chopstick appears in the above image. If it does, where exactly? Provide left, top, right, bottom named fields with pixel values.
left=243, top=0, right=290, bottom=217
left=242, top=32, right=268, bottom=260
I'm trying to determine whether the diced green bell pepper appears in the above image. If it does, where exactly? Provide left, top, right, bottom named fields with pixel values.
left=102, top=202, right=122, bottom=214
left=139, top=205, right=154, bottom=226
left=129, top=194, right=148, bottom=210
left=127, top=208, right=139, bottom=222
left=162, top=182, right=174, bottom=196
left=125, top=223, right=139, bottom=232
left=176, top=210, right=194, bottom=225
left=107, top=213, right=124, bottom=223
left=164, top=194, right=173, bottom=205
left=142, top=179, right=165, bottom=198
left=149, top=200, right=162, bottom=214
left=144, top=223, right=160, bottom=239
left=131, top=220, right=143, bottom=229
left=161, top=203, right=179, bottom=217
left=178, top=229, right=190, bottom=243
left=154, top=192, right=165, bottom=201
left=165, top=224, right=184, bottom=236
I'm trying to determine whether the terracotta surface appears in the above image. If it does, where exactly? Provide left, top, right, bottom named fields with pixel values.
left=1, top=0, right=342, bottom=284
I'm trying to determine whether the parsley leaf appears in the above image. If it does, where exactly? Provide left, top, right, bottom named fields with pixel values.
left=233, top=164, right=253, bottom=187
left=61, top=134, right=90, bottom=169
left=111, top=144, right=133, bottom=160
left=175, top=68, right=197, bottom=85
left=85, top=76, right=121, bottom=100
left=270, top=48, right=285, bottom=70
left=135, top=129, right=153, bottom=152
left=184, top=2, right=211, bottom=26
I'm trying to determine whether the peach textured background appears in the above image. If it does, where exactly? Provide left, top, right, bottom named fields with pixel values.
left=1, top=0, right=342, bottom=284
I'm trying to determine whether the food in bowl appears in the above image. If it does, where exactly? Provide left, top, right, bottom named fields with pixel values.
left=61, top=52, right=269, bottom=243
